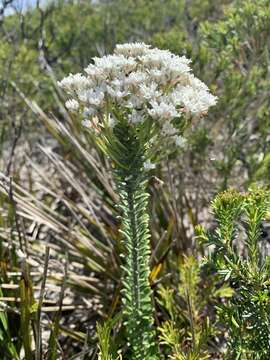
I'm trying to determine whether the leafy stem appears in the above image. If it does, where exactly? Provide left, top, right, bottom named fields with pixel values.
left=107, top=121, right=160, bottom=360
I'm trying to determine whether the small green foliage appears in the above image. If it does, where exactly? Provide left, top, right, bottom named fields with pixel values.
left=211, top=189, right=244, bottom=247
left=97, top=316, right=122, bottom=360
left=158, top=256, right=216, bottom=360
left=97, top=321, right=114, bottom=360
left=205, top=187, right=270, bottom=358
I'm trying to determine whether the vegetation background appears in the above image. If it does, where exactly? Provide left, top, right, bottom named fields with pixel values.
left=0, top=0, right=270, bottom=359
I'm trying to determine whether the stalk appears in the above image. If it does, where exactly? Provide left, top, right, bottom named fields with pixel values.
left=111, top=123, right=159, bottom=360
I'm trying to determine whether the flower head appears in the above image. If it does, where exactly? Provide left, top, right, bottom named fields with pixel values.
left=59, top=43, right=217, bottom=145
left=65, top=99, right=79, bottom=111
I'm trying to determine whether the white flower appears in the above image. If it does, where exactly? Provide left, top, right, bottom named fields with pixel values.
left=107, top=80, right=128, bottom=100
left=78, top=88, right=105, bottom=107
left=82, top=119, right=92, bottom=128
left=85, top=64, right=106, bottom=81
left=114, top=43, right=151, bottom=57
left=128, top=110, right=144, bottom=124
left=148, top=69, right=166, bottom=84
left=65, top=99, right=79, bottom=111
left=165, top=56, right=191, bottom=79
left=140, top=49, right=191, bottom=75
left=139, top=49, right=173, bottom=68
left=107, top=86, right=126, bottom=99
left=82, top=117, right=100, bottom=134
left=172, top=86, right=217, bottom=113
left=125, top=71, right=147, bottom=88
left=161, top=121, right=177, bottom=136
left=58, top=73, right=90, bottom=93
left=139, top=83, right=161, bottom=101
left=83, top=107, right=97, bottom=117
left=93, top=54, right=136, bottom=76
left=143, top=160, right=156, bottom=170
left=188, top=74, right=209, bottom=91
left=149, top=101, right=178, bottom=120
left=125, top=95, right=144, bottom=109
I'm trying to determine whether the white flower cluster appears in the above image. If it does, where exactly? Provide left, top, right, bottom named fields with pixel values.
left=58, top=43, right=217, bottom=146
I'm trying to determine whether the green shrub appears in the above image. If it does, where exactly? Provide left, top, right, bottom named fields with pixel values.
left=197, top=188, right=270, bottom=358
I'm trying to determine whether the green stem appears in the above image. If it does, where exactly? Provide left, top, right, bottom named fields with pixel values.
left=127, top=189, right=140, bottom=310
left=111, top=123, right=159, bottom=360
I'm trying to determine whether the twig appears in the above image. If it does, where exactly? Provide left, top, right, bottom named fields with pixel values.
left=7, top=177, right=23, bottom=250
left=35, top=246, right=50, bottom=360
left=82, top=328, right=91, bottom=360
left=6, top=118, right=22, bottom=177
